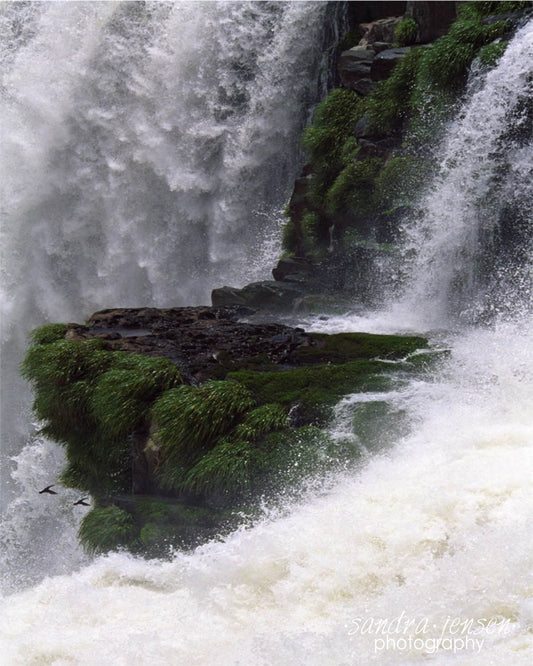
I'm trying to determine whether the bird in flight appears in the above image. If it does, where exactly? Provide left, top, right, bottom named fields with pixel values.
left=39, top=484, right=57, bottom=495
left=73, top=498, right=90, bottom=506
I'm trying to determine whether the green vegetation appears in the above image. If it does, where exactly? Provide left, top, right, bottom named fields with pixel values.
left=326, top=157, right=383, bottom=221
left=228, top=361, right=398, bottom=426
left=366, top=47, right=424, bottom=134
left=478, top=39, right=508, bottom=66
left=21, top=336, right=183, bottom=496
left=394, top=18, right=418, bottom=46
left=294, top=331, right=428, bottom=364
left=301, top=88, right=366, bottom=204
left=78, top=506, right=138, bottom=554
left=151, top=381, right=256, bottom=466
left=30, top=323, right=69, bottom=345
left=351, top=401, right=410, bottom=449
left=373, top=156, right=425, bottom=211
left=370, top=3, right=515, bottom=133
left=257, top=425, right=357, bottom=490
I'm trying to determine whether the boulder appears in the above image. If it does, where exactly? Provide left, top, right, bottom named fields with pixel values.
left=338, top=46, right=375, bottom=92
left=348, top=1, right=406, bottom=23
left=372, top=41, right=395, bottom=54
left=359, top=17, right=403, bottom=45
left=26, top=310, right=430, bottom=557
left=354, top=114, right=375, bottom=138
left=272, top=257, right=316, bottom=283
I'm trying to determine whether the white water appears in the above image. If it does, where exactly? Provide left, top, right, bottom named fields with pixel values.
left=1, top=7, right=532, bottom=666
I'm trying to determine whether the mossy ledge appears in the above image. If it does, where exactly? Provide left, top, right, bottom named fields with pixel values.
left=22, top=308, right=432, bottom=556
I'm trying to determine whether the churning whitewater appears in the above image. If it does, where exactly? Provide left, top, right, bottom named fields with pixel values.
left=1, top=4, right=532, bottom=666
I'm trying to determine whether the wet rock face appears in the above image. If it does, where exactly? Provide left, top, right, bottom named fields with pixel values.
left=67, top=306, right=316, bottom=383
left=337, top=46, right=376, bottom=93
left=405, top=0, right=456, bottom=43
left=371, top=46, right=412, bottom=80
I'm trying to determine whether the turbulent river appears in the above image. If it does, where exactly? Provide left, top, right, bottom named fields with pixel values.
left=1, top=3, right=532, bottom=665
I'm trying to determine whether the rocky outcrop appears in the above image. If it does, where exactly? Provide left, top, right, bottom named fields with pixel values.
left=338, top=43, right=414, bottom=92
left=211, top=281, right=307, bottom=312
left=284, top=0, right=522, bottom=275
left=359, top=16, right=402, bottom=45
left=24, top=313, right=431, bottom=556
left=70, top=305, right=313, bottom=382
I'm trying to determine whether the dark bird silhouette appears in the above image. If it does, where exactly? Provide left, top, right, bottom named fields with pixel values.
left=39, top=484, right=57, bottom=495
left=73, top=498, right=90, bottom=506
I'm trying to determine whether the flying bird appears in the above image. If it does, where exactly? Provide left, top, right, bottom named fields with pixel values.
left=73, top=497, right=90, bottom=506
left=39, top=484, right=57, bottom=495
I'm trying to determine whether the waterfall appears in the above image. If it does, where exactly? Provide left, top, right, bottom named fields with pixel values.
left=392, top=20, right=533, bottom=329
left=1, top=1, right=336, bottom=320
left=1, top=7, right=532, bottom=665
left=0, top=0, right=343, bottom=587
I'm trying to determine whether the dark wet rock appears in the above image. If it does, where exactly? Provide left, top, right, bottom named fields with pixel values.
left=354, top=114, right=375, bottom=138
left=372, top=41, right=394, bottom=53
left=405, top=1, right=456, bottom=43
left=348, top=2, right=406, bottom=24
left=371, top=46, right=412, bottom=80
left=211, top=280, right=306, bottom=311
left=272, top=257, right=317, bottom=283
left=480, top=11, right=527, bottom=27
left=353, top=77, right=379, bottom=96
left=338, top=46, right=375, bottom=91
left=357, top=136, right=401, bottom=158
left=69, top=305, right=314, bottom=383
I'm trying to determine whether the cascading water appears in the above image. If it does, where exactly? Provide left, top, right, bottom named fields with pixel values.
left=1, top=6, right=532, bottom=666
left=0, top=0, right=342, bottom=590
left=391, top=22, right=533, bottom=330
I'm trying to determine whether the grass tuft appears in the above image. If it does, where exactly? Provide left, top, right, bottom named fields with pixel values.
left=78, top=506, right=138, bottom=554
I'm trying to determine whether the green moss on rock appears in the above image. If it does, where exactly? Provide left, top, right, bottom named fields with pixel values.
left=292, top=332, right=428, bottom=365
left=227, top=360, right=397, bottom=426
left=151, top=381, right=256, bottom=465
left=21, top=336, right=183, bottom=497
left=22, top=322, right=431, bottom=556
